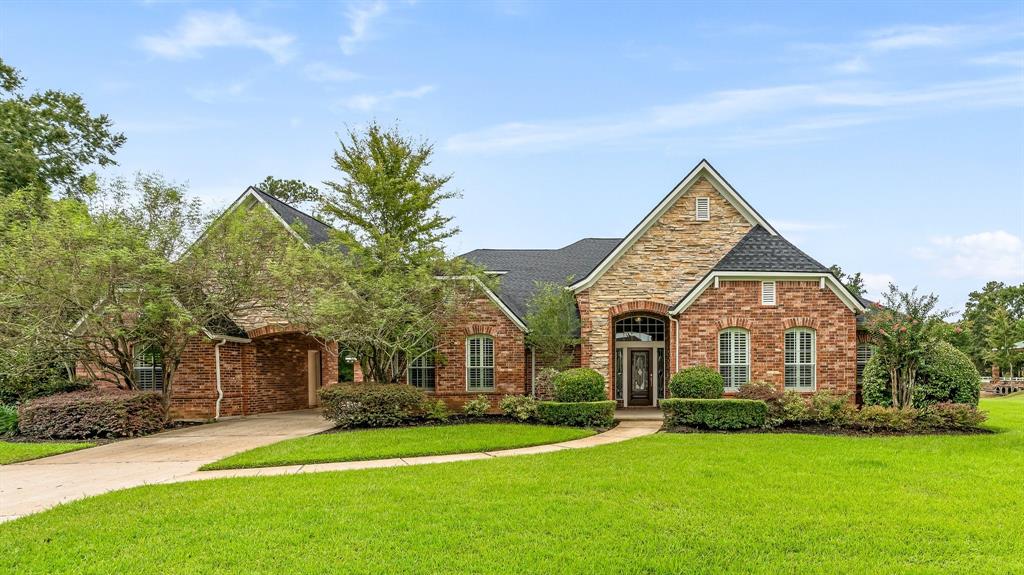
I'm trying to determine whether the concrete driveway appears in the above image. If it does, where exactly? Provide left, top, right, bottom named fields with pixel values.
left=0, top=410, right=333, bottom=522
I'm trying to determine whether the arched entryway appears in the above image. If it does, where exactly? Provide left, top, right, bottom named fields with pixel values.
left=612, top=315, right=667, bottom=407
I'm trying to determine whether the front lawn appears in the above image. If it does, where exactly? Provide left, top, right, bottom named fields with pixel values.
left=2, top=396, right=1022, bottom=574
left=0, top=441, right=94, bottom=465
left=201, top=423, right=595, bottom=470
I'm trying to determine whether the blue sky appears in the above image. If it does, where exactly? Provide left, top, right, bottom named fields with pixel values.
left=2, top=1, right=1022, bottom=312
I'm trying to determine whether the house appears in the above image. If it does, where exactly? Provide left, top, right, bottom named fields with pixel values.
left=370, top=160, right=868, bottom=409
left=88, top=160, right=870, bottom=419
left=81, top=188, right=341, bottom=420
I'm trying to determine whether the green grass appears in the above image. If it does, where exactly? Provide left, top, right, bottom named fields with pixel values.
left=201, top=423, right=596, bottom=470
left=2, top=397, right=1022, bottom=574
left=0, top=441, right=93, bottom=465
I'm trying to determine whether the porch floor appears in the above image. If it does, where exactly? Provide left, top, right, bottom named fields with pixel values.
left=615, top=407, right=663, bottom=421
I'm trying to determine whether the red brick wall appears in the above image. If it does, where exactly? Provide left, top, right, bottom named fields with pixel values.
left=428, top=292, right=528, bottom=411
left=675, top=280, right=857, bottom=397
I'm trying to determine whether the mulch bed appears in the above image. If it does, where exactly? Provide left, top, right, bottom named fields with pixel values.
left=3, top=419, right=204, bottom=445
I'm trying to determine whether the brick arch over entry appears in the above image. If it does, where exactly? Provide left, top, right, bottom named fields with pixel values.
left=247, top=323, right=308, bottom=339
left=608, top=301, right=671, bottom=318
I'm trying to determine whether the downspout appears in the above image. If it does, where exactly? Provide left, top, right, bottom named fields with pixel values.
left=530, top=347, right=536, bottom=398
left=214, top=338, right=226, bottom=420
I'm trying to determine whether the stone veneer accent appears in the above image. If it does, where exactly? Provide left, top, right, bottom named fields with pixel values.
left=675, top=280, right=857, bottom=396
left=578, top=176, right=753, bottom=391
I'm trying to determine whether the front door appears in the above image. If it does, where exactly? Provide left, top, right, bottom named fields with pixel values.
left=629, top=349, right=653, bottom=406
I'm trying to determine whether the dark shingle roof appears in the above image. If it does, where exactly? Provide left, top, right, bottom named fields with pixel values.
left=460, top=238, right=622, bottom=320
left=205, top=315, right=249, bottom=339
left=714, top=226, right=829, bottom=273
left=250, top=188, right=334, bottom=245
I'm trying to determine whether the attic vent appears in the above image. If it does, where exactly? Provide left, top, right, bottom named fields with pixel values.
left=761, top=281, right=776, bottom=305
left=695, top=197, right=710, bottom=221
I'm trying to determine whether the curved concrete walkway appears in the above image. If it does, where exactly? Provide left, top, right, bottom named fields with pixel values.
left=175, top=420, right=663, bottom=482
left=0, top=410, right=334, bottom=522
left=1, top=416, right=662, bottom=522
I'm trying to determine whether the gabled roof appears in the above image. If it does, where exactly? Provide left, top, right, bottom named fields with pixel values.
left=248, top=188, right=334, bottom=245
left=714, top=226, right=829, bottom=273
left=569, top=159, right=777, bottom=292
left=460, top=238, right=621, bottom=320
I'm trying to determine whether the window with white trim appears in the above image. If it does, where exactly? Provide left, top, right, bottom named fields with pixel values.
left=761, top=281, right=776, bottom=305
left=718, top=329, right=750, bottom=390
left=408, top=350, right=436, bottom=391
left=133, top=346, right=164, bottom=392
left=856, top=343, right=874, bottom=384
left=695, top=197, right=710, bottom=221
left=466, top=335, right=494, bottom=391
left=784, top=328, right=815, bottom=390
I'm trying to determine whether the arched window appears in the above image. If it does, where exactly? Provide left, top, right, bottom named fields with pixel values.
left=718, top=329, right=749, bottom=390
left=134, top=346, right=164, bottom=392
left=614, top=316, right=665, bottom=342
left=408, top=350, right=436, bottom=391
left=466, top=335, right=494, bottom=391
left=784, top=328, right=816, bottom=390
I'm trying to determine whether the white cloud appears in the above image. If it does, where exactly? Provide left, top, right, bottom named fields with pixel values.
left=861, top=273, right=896, bottom=298
left=970, top=51, right=1024, bottom=67
left=865, top=25, right=963, bottom=52
left=446, top=76, right=1022, bottom=153
left=912, top=231, right=1024, bottom=280
left=187, top=81, right=251, bottom=104
left=303, top=62, right=361, bottom=83
left=336, top=84, right=435, bottom=111
left=140, top=11, right=295, bottom=63
left=339, top=1, right=388, bottom=56
left=833, top=56, right=869, bottom=74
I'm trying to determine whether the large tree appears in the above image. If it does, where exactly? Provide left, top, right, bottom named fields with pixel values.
left=983, top=306, right=1023, bottom=379
left=0, top=174, right=292, bottom=407
left=864, top=284, right=950, bottom=409
left=829, top=264, right=865, bottom=298
left=959, top=281, right=1024, bottom=368
left=273, top=124, right=478, bottom=383
left=0, top=58, right=124, bottom=207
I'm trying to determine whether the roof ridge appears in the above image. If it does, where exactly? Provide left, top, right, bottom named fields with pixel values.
left=249, top=187, right=336, bottom=231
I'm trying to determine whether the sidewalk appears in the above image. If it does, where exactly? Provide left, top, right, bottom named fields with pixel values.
left=173, top=419, right=663, bottom=482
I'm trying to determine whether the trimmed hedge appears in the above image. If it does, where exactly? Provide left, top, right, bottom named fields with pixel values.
left=551, top=368, right=607, bottom=402
left=661, top=398, right=767, bottom=430
left=320, top=383, right=426, bottom=428
left=863, top=341, right=980, bottom=408
left=669, top=366, right=724, bottom=399
left=537, top=400, right=615, bottom=428
left=18, top=390, right=166, bottom=439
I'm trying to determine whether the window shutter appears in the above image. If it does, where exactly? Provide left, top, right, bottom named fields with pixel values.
left=695, top=197, right=710, bottom=221
left=761, top=281, right=776, bottom=305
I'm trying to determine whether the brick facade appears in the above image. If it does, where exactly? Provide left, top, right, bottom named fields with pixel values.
left=675, top=280, right=858, bottom=396
left=579, top=176, right=752, bottom=392
left=419, top=290, right=527, bottom=411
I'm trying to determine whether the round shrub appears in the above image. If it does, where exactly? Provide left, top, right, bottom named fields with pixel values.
left=669, top=366, right=724, bottom=399
left=462, top=396, right=491, bottom=417
left=500, top=394, right=539, bottom=422
left=319, top=383, right=426, bottom=428
left=18, top=390, right=166, bottom=439
left=863, top=341, right=980, bottom=408
left=551, top=368, right=606, bottom=402
left=0, top=404, right=18, bottom=437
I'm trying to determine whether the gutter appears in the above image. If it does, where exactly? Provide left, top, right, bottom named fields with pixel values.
left=671, top=316, right=679, bottom=374
left=214, top=338, right=226, bottom=420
